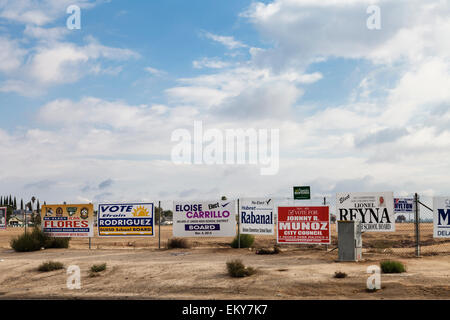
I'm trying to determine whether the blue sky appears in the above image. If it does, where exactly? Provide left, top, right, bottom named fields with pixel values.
left=0, top=0, right=450, bottom=205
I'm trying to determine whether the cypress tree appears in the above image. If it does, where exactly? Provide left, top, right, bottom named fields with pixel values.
left=21, top=199, right=24, bottom=211
left=14, top=197, right=17, bottom=210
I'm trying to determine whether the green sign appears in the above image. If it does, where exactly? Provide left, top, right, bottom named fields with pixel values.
left=293, top=186, right=310, bottom=200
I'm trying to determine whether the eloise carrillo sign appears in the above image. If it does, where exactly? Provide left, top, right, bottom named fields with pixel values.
left=173, top=200, right=236, bottom=237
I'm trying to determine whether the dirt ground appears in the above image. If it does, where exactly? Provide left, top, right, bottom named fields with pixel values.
left=0, top=226, right=449, bottom=300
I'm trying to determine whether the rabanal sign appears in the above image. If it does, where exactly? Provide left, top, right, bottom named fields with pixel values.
left=336, top=192, right=395, bottom=232
left=433, top=197, right=450, bottom=238
left=239, top=198, right=274, bottom=235
left=98, top=203, right=154, bottom=237
left=277, top=206, right=330, bottom=244
left=42, top=204, right=94, bottom=237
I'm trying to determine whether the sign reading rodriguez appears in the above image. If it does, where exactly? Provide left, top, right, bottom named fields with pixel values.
left=277, top=206, right=330, bottom=244
left=41, top=203, right=94, bottom=237
left=98, top=203, right=154, bottom=237
left=433, top=197, right=450, bottom=238
left=239, top=198, right=274, bottom=235
left=336, top=192, right=395, bottom=232
left=173, top=200, right=236, bottom=237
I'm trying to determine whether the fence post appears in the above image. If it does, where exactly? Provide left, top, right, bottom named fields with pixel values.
left=237, top=199, right=240, bottom=249
left=158, top=201, right=161, bottom=250
left=414, top=193, right=420, bottom=257
left=324, top=197, right=328, bottom=251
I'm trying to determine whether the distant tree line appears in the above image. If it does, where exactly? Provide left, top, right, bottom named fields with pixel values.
left=0, top=195, right=43, bottom=224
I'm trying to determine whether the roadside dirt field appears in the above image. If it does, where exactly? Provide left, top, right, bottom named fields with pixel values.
left=0, top=227, right=449, bottom=300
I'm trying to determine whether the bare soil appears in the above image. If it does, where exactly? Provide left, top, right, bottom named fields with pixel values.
left=0, top=226, right=449, bottom=300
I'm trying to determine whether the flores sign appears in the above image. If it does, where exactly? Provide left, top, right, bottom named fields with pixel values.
left=98, top=203, right=154, bottom=237
left=277, top=206, right=330, bottom=244
left=173, top=200, right=236, bottom=237
left=336, top=192, right=395, bottom=232
left=433, top=197, right=450, bottom=238
left=239, top=198, right=274, bottom=235
left=42, top=204, right=94, bottom=237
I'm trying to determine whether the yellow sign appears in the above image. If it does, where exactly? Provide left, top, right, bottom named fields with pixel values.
left=41, top=203, right=94, bottom=237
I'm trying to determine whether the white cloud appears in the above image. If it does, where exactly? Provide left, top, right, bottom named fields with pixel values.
left=202, top=31, right=247, bottom=50
left=0, top=36, right=139, bottom=93
left=0, top=0, right=96, bottom=26
left=145, top=66, right=166, bottom=76
left=243, top=0, right=450, bottom=69
left=193, top=57, right=231, bottom=69
left=0, top=37, right=26, bottom=72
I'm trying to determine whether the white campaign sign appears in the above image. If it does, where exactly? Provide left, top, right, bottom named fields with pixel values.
left=173, top=200, right=236, bottom=237
left=433, top=197, right=450, bottom=238
left=336, top=192, right=395, bottom=232
left=239, top=198, right=274, bottom=235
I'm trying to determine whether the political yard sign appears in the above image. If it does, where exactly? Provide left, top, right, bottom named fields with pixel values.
left=394, top=198, right=414, bottom=213
left=173, top=200, right=236, bottom=237
left=433, top=197, right=450, bottom=238
left=293, top=186, right=310, bottom=200
left=42, top=204, right=94, bottom=237
left=277, top=206, right=330, bottom=244
left=239, top=198, right=274, bottom=235
left=0, top=207, right=6, bottom=229
left=336, top=192, right=395, bottom=232
left=98, top=203, right=154, bottom=237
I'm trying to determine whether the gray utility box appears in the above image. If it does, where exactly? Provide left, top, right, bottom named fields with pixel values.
left=337, top=220, right=362, bottom=262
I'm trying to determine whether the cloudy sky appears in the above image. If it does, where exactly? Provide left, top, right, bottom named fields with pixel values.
left=0, top=0, right=449, bottom=207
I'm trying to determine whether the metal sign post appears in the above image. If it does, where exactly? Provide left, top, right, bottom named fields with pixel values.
left=414, top=193, right=420, bottom=257
left=237, top=199, right=240, bottom=249
left=158, top=201, right=161, bottom=250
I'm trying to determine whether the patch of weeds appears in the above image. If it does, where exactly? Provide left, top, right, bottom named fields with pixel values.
left=167, top=238, right=191, bottom=249
left=380, top=260, right=406, bottom=273
left=334, top=271, right=348, bottom=278
left=255, top=246, right=281, bottom=255
left=226, top=259, right=256, bottom=278
left=37, top=261, right=64, bottom=272
left=230, top=234, right=255, bottom=248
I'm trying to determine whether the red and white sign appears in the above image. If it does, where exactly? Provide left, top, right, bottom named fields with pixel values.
left=277, top=206, right=330, bottom=244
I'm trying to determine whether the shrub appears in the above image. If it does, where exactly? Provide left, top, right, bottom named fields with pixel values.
left=45, top=237, right=70, bottom=249
left=90, top=263, right=107, bottom=273
left=167, top=238, right=191, bottom=249
left=38, top=261, right=64, bottom=272
left=334, top=271, right=347, bottom=278
left=10, top=227, right=70, bottom=252
left=380, top=260, right=406, bottom=273
left=10, top=232, right=42, bottom=252
left=226, top=259, right=256, bottom=278
left=230, top=234, right=255, bottom=248
left=255, top=246, right=281, bottom=255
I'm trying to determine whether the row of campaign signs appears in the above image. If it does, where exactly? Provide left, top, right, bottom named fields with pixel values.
left=2, top=192, right=449, bottom=242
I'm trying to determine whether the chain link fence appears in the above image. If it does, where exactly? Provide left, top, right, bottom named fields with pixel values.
left=68, top=195, right=449, bottom=256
